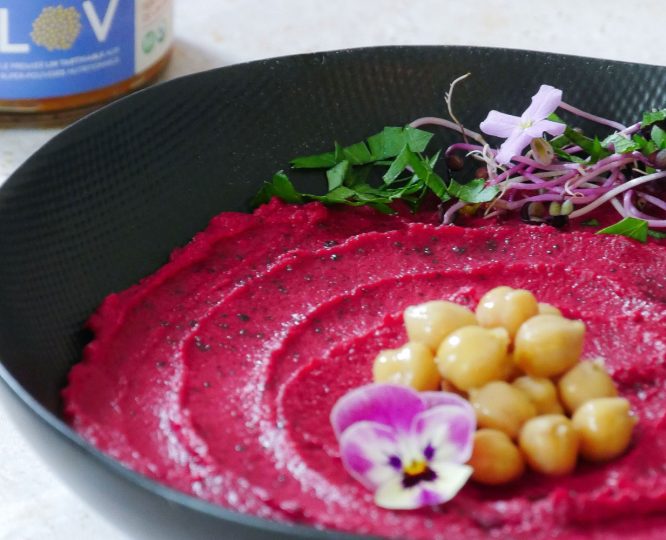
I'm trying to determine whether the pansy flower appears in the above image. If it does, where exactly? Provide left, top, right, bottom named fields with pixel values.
left=480, top=85, right=565, bottom=165
left=330, top=383, right=475, bottom=509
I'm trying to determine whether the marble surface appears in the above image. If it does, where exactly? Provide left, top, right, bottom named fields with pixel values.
left=1, top=1, right=665, bottom=538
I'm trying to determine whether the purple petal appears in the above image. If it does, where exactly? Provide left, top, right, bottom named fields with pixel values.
left=495, top=131, right=533, bottom=165
left=421, top=391, right=474, bottom=415
left=339, top=421, right=401, bottom=489
left=479, top=110, right=521, bottom=138
left=330, top=383, right=425, bottom=439
left=525, top=119, right=566, bottom=138
left=411, top=405, right=476, bottom=463
left=521, top=84, right=562, bottom=122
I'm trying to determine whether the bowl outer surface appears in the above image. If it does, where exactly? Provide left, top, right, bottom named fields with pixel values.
left=0, top=46, right=665, bottom=539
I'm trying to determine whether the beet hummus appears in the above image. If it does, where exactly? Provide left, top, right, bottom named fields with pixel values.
left=63, top=199, right=666, bottom=539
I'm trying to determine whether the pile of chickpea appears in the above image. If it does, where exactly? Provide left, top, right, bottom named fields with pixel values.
left=373, top=286, right=636, bottom=485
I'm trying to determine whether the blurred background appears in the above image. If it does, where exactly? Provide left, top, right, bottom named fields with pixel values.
left=0, top=0, right=662, bottom=538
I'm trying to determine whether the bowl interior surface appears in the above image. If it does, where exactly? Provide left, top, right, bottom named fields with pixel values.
left=1, top=46, right=665, bottom=538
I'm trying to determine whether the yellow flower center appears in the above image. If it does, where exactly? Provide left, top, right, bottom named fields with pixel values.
left=403, top=460, right=428, bottom=476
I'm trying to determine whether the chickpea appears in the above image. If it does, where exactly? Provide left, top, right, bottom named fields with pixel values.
left=440, top=378, right=467, bottom=398
left=469, top=429, right=525, bottom=485
left=519, top=415, right=579, bottom=475
left=469, top=381, right=537, bottom=439
left=558, top=360, right=617, bottom=414
left=436, top=326, right=511, bottom=391
left=572, top=398, right=636, bottom=462
left=373, top=342, right=440, bottom=391
left=513, top=375, right=564, bottom=415
left=504, top=356, right=524, bottom=382
left=538, top=303, right=562, bottom=317
left=404, top=301, right=477, bottom=351
left=476, top=286, right=539, bottom=338
left=513, top=315, right=585, bottom=378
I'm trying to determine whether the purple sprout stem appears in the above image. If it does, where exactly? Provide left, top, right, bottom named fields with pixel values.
left=444, top=142, right=485, bottom=155
left=489, top=163, right=527, bottom=185
left=638, top=192, right=666, bottom=213
left=512, top=155, right=580, bottom=171
left=558, top=101, right=628, bottom=131
left=442, top=200, right=467, bottom=225
left=622, top=190, right=649, bottom=219
left=569, top=170, right=666, bottom=219
left=620, top=122, right=642, bottom=136
left=504, top=172, right=575, bottom=191
left=566, top=156, right=635, bottom=191
left=409, top=116, right=486, bottom=144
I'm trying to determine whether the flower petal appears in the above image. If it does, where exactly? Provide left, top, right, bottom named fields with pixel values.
left=427, top=462, right=474, bottom=503
left=374, top=463, right=473, bottom=509
left=374, top=475, right=425, bottom=509
left=525, top=119, right=566, bottom=138
left=480, top=110, right=521, bottom=138
left=495, top=131, right=534, bottom=165
left=421, top=391, right=475, bottom=415
left=411, top=405, right=476, bottom=464
left=339, top=421, right=401, bottom=489
left=330, top=383, right=425, bottom=439
left=521, top=85, right=562, bottom=122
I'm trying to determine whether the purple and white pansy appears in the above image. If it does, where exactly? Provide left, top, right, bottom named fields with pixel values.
left=330, top=383, right=476, bottom=510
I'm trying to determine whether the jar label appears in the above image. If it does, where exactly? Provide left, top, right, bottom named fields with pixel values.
left=0, top=0, right=173, bottom=100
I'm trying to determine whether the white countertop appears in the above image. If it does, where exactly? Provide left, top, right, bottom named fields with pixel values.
left=1, top=1, right=665, bottom=538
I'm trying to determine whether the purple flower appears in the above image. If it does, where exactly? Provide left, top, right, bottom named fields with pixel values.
left=330, top=384, right=475, bottom=509
left=480, top=85, right=566, bottom=165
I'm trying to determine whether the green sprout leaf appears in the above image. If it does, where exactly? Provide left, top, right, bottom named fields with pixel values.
left=602, top=133, right=639, bottom=154
left=597, top=217, right=648, bottom=243
left=642, top=108, right=666, bottom=127
left=651, top=125, right=666, bottom=149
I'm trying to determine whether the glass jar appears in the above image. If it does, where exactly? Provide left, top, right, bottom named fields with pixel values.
left=0, top=0, right=173, bottom=113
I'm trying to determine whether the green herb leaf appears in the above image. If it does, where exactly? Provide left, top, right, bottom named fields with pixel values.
left=565, top=126, right=610, bottom=163
left=341, top=141, right=373, bottom=165
left=403, top=148, right=450, bottom=201
left=448, top=178, right=500, bottom=203
left=651, top=125, right=666, bottom=149
left=632, top=134, right=658, bottom=155
left=547, top=112, right=566, bottom=124
left=326, top=160, right=350, bottom=190
left=596, top=217, right=648, bottom=243
left=293, top=126, right=434, bottom=169
left=290, top=152, right=337, bottom=169
left=648, top=229, right=666, bottom=239
left=642, top=109, right=666, bottom=127
left=404, top=127, right=434, bottom=153
left=581, top=218, right=600, bottom=227
left=252, top=171, right=304, bottom=207
left=553, top=147, right=587, bottom=163
left=382, top=146, right=411, bottom=185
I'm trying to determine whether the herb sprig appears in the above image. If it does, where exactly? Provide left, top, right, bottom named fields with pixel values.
left=253, top=126, right=494, bottom=213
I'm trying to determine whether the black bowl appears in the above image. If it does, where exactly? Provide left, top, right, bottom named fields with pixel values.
left=1, top=46, right=666, bottom=540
